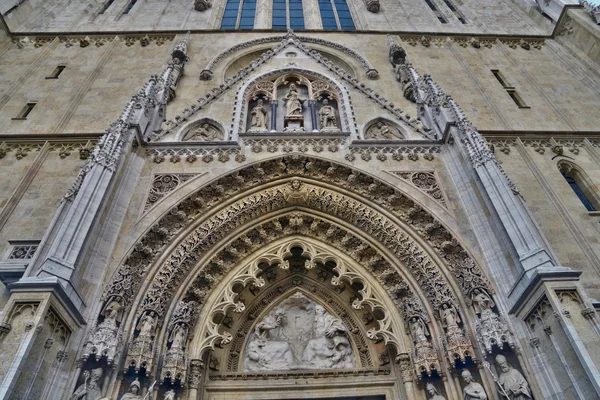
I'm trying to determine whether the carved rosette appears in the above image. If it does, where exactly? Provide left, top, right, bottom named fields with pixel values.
left=474, top=309, right=516, bottom=355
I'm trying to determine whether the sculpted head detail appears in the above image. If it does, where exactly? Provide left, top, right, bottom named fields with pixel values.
left=426, top=382, right=439, bottom=395
left=130, top=379, right=141, bottom=394
left=461, top=369, right=473, bottom=383
left=495, top=354, right=510, bottom=373
left=315, top=305, right=325, bottom=315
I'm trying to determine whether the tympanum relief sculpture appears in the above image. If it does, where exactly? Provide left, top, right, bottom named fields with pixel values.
left=243, top=292, right=354, bottom=371
left=182, top=123, right=222, bottom=141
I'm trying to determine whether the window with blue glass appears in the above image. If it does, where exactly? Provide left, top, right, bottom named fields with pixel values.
left=272, top=0, right=305, bottom=30
left=221, top=0, right=256, bottom=29
left=318, top=0, right=355, bottom=30
left=562, top=172, right=597, bottom=212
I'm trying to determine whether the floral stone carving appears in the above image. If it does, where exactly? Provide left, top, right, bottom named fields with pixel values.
left=243, top=292, right=354, bottom=371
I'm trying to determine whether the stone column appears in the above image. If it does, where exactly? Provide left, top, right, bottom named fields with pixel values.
left=309, top=100, right=318, bottom=132
left=270, top=100, right=278, bottom=132
left=188, top=359, right=204, bottom=400
left=395, top=354, right=416, bottom=400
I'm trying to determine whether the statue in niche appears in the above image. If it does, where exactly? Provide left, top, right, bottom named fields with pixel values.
left=440, top=304, right=460, bottom=329
left=119, top=379, right=142, bottom=400
left=249, top=99, right=268, bottom=131
left=183, top=123, right=221, bottom=141
left=318, top=99, right=338, bottom=131
left=365, top=121, right=401, bottom=139
left=409, top=316, right=429, bottom=342
left=471, top=289, right=496, bottom=315
left=461, top=369, right=488, bottom=400
left=138, top=312, right=156, bottom=336
left=426, top=383, right=446, bottom=400
left=102, top=299, right=122, bottom=326
left=302, top=304, right=353, bottom=369
left=243, top=293, right=354, bottom=371
left=495, top=355, right=532, bottom=400
left=71, top=368, right=103, bottom=400
left=170, top=324, right=186, bottom=349
left=283, top=83, right=304, bottom=117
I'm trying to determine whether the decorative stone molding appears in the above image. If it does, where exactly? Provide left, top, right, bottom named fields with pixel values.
left=11, top=35, right=175, bottom=49
left=396, top=353, right=414, bottom=382
left=7, top=243, right=39, bottom=260
left=200, top=31, right=378, bottom=81
left=242, top=137, right=347, bottom=154
left=146, top=147, right=244, bottom=164
left=390, top=171, right=448, bottom=209
left=580, top=0, right=600, bottom=24
left=395, top=35, right=544, bottom=50
left=144, top=173, right=198, bottom=212
left=209, top=368, right=389, bottom=380
left=188, top=359, right=204, bottom=389
left=346, top=145, right=439, bottom=162
left=152, top=31, right=426, bottom=142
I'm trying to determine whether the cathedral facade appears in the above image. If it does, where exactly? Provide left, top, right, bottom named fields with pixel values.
left=0, top=0, right=600, bottom=398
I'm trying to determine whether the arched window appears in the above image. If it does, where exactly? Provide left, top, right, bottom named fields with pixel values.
left=559, top=162, right=598, bottom=212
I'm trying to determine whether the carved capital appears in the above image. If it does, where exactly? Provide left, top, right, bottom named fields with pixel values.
left=189, top=359, right=204, bottom=389
left=528, top=337, right=540, bottom=348
left=57, top=350, right=69, bottom=362
left=581, top=307, right=596, bottom=320
left=0, top=321, right=11, bottom=335
left=543, top=326, right=552, bottom=336
left=395, top=353, right=413, bottom=383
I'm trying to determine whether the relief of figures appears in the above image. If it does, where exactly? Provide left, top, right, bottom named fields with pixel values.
left=183, top=123, right=222, bottom=141
left=365, top=121, right=402, bottom=139
left=243, top=292, right=354, bottom=371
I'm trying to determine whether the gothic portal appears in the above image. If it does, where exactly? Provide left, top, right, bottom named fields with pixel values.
left=0, top=1, right=600, bottom=400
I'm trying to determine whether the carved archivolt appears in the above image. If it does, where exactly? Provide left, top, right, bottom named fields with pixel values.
left=103, top=156, right=491, bottom=317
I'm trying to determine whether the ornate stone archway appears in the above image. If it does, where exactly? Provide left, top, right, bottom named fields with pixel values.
left=84, top=155, right=514, bottom=399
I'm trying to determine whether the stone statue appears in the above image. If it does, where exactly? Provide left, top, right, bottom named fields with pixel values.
left=137, top=312, right=156, bottom=337
left=164, top=390, right=176, bottom=400
left=250, top=99, right=268, bottom=130
left=183, top=123, right=221, bottom=141
left=170, top=325, right=185, bottom=349
left=102, top=299, right=122, bottom=326
left=283, top=83, right=304, bottom=116
left=71, top=368, right=103, bottom=400
left=318, top=99, right=337, bottom=130
left=472, top=289, right=496, bottom=315
left=440, top=304, right=460, bottom=328
left=243, top=293, right=354, bottom=371
left=495, top=355, right=532, bottom=399
left=461, top=369, right=488, bottom=400
left=409, top=316, right=429, bottom=342
left=119, top=379, right=142, bottom=400
left=426, top=383, right=446, bottom=400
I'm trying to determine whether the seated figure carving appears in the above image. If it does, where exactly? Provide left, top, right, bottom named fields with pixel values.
left=243, top=293, right=355, bottom=371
